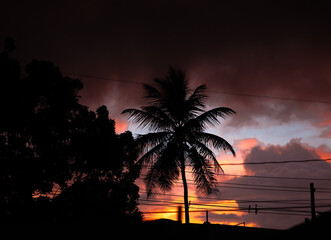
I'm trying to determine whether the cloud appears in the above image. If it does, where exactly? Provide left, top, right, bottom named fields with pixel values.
left=320, top=128, right=331, bottom=138
left=136, top=138, right=331, bottom=228
left=243, top=139, right=331, bottom=178
left=217, top=138, right=331, bottom=229
left=3, top=1, right=331, bottom=129
left=187, top=40, right=331, bottom=128
left=316, top=145, right=331, bottom=159
left=216, top=138, right=261, bottom=177
left=316, top=113, right=331, bottom=139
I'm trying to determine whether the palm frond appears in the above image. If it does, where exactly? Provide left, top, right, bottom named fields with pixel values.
left=141, top=106, right=174, bottom=129
left=144, top=162, right=179, bottom=197
left=187, top=107, right=236, bottom=131
left=143, top=83, right=163, bottom=105
left=136, top=131, right=173, bottom=154
left=144, top=139, right=180, bottom=197
left=194, top=132, right=236, bottom=156
left=188, top=148, right=218, bottom=194
left=186, top=139, right=223, bottom=173
left=176, top=84, right=208, bottom=120
left=144, top=166, right=158, bottom=197
left=151, top=68, right=191, bottom=122
left=121, top=108, right=171, bottom=131
left=137, top=141, right=166, bottom=165
left=186, top=84, right=207, bottom=109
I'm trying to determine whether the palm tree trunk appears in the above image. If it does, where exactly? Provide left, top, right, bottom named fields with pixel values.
left=180, top=154, right=190, bottom=224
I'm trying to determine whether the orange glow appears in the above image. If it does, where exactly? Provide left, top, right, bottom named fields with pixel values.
left=139, top=138, right=262, bottom=225
left=235, top=138, right=260, bottom=150
left=115, top=119, right=128, bottom=133
left=316, top=147, right=331, bottom=159
left=143, top=206, right=179, bottom=222
left=141, top=197, right=254, bottom=225
left=316, top=112, right=331, bottom=127
left=217, top=138, right=260, bottom=178
left=140, top=180, right=247, bottom=224
left=190, top=199, right=242, bottom=223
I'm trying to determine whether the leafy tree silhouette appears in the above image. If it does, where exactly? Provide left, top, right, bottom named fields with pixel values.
left=122, top=67, right=236, bottom=223
left=0, top=56, right=83, bottom=222
left=56, top=105, right=141, bottom=224
left=0, top=38, right=141, bottom=223
left=0, top=37, right=34, bottom=222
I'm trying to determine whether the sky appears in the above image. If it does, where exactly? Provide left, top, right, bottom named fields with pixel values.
left=2, top=0, right=331, bottom=229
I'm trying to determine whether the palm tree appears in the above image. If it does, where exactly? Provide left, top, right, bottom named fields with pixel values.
left=122, top=67, right=236, bottom=224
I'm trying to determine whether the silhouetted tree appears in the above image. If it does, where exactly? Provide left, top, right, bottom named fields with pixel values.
left=29, top=106, right=142, bottom=223
left=122, top=67, right=236, bottom=223
left=26, top=60, right=83, bottom=190
left=0, top=38, right=142, bottom=223
left=55, top=105, right=141, bottom=224
left=0, top=56, right=83, bottom=222
left=0, top=37, right=33, bottom=222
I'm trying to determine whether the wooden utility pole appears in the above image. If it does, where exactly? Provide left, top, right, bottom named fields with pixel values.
left=310, top=183, right=316, bottom=220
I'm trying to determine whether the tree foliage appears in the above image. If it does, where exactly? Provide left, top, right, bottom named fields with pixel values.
left=0, top=37, right=141, bottom=223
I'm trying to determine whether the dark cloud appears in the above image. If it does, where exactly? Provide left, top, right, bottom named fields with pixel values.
left=188, top=37, right=331, bottom=127
left=2, top=1, right=331, bottom=124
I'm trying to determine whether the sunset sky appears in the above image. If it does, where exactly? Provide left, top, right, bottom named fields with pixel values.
left=2, top=0, right=331, bottom=229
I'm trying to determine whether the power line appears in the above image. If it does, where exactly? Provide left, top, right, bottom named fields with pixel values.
left=138, top=191, right=331, bottom=204
left=139, top=172, right=331, bottom=182
left=65, top=72, right=331, bottom=104
left=139, top=200, right=331, bottom=211
left=139, top=199, right=240, bottom=210
left=218, top=158, right=331, bottom=166
left=138, top=192, right=331, bottom=217
left=141, top=158, right=331, bottom=168
left=142, top=209, right=311, bottom=217
left=138, top=187, right=331, bottom=217
left=141, top=157, right=331, bottom=183
left=256, top=211, right=310, bottom=217
left=139, top=198, right=331, bottom=211
left=138, top=176, right=331, bottom=192
left=218, top=182, right=308, bottom=190
left=215, top=185, right=311, bottom=193
left=139, top=198, right=331, bottom=217
left=140, top=204, right=325, bottom=217
left=192, top=182, right=331, bottom=193
left=219, top=173, right=331, bottom=181
left=218, top=182, right=331, bottom=191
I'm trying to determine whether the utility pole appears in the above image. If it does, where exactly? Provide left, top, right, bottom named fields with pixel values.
left=310, top=183, right=316, bottom=220
left=204, top=210, right=210, bottom=225
left=177, top=206, right=182, bottom=223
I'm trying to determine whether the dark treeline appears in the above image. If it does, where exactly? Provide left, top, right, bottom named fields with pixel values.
left=0, top=37, right=142, bottom=224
